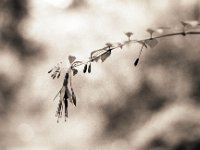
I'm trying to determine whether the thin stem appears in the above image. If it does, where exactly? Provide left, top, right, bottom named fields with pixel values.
left=53, top=88, right=62, bottom=101
left=138, top=45, right=144, bottom=59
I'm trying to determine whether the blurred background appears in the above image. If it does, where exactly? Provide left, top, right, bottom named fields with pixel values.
left=1, top=0, right=200, bottom=149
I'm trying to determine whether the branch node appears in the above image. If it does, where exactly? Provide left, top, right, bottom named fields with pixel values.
left=182, top=32, right=186, bottom=36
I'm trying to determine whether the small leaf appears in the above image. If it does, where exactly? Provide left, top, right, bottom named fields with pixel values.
left=156, top=26, right=170, bottom=34
left=93, top=56, right=101, bottom=62
left=134, top=58, right=139, bottom=66
left=181, top=21, right=188, bottom=27
left=90, top=47, right=108, bottom=62
left=101, top=50, right=111, bottom=62
left=146, top=28, right=155, bottom=38
left=91, top=50, right=100, bottom=58
left=125, top=32, right=133, bottom=38
left=83, top=64, right=87, bottom=73
left=146, top=28, right=155, bottom=34
left=157, top=26, right=171, bottom=30
left=57, top=72, right=61, bottom=78
left=68, top=55, right=76, bottom=64
left=48, top=69, right=53, bottom=73
left=72, top=68, right=78, bottom=76
left=117, top=43, right=123, bottom=49
left=155, top=29, right=164, bottom=34
left=181, top=20, right=200, bottom=28
left=88, top=63, right=91, bottom=73
left=145, top=39, right=158, bottom=48
left=105, top=43, right=113, bottom=48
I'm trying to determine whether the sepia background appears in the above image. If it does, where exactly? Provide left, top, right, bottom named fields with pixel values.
left=1, top=0, right=200, bottom=149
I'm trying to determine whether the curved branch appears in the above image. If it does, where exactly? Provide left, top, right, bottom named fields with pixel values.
left=70, top=31, right=200, bottom=69
left=49, top=28, right=200, bottom=121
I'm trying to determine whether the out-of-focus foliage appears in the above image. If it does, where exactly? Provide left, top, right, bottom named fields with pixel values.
left=0, top=0, right=42, bottom=116
left=1, top=0, right=200, bottom=150
left=0, top=0, right=44, bottom=149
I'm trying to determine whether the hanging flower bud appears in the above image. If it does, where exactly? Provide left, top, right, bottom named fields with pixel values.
left=64, top=99, right=68, bottom=121
left=83, top=64, right=87, bottom=73
left=88, top=63, right=91, bottom=73
left=71, top=89, right=76, bottom=106
left=52, top=75, right=56, bottom=79
left=63, top=73, right=69, bottom=86
left=134, top=58, right=139, bottom=66
left=56, top=100, right=63, bottom=123
left=48, top=69, right=53, bottom=73
left=57, top=72, right=61, bottom=78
